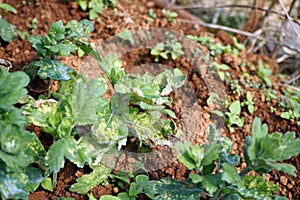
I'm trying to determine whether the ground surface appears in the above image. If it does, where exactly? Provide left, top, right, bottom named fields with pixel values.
left=0, top=0, right=299, bottom=199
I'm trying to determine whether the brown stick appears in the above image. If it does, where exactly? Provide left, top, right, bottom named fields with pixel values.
left=237, top=0, right=265, bottom=42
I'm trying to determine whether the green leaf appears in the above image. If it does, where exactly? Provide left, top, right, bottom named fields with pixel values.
left=221, top=163, right=243, bottom=187
left=229, top=101, right=241, bottom=115
left=71, top=77, right=104, bottom=125
left=200, top=175, right=222, bottom=194
left=0, top=18, right=17, bottom=42
left=45, top=42, right=77, bottom=56
left=148, top=178, right=203, bottom=199
left=34, top=59, right=74, bottom=81
left=41, top=177, right=53, bottom=192
left=175, top=141, right=204, bottom=170
left=267, top=162, right=297, bottom=177
left=76, top=0, right=88, bottom=10
left=100, top=195, right=120, bottom=200
left=69, top=164, right=112, bottom=194
left=45, top=138, right=77, bottom=173
left=118, top=29, right=135, bottom=45
left=50, top=20, right=65, bottom=34
left=246, top=117, right=300, bottom=176
left=0, top=69, right=30, bottom=107
left=211, top=110, right=224, bottom=117
left=0, top=3, right=17, bottom=13
left=66, top=19, right=94, bottom=39
left=251, top=117, right=268, bottom=140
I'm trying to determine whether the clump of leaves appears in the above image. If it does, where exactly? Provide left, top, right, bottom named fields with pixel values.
left=187, top=34, right=242, bottom=57
left=279, top=88, right=300, bottom=121
left=212, top=100, right=244, bottom=132
left=150, top=31, right=184, bottom=62
left=24, top=30, right=186, bottom=195
left=211, top=62, right=230, bottom=81
left=109, top=174, right=154, bottom=200
left=75, top=0, right=116, bottom=21
left=25, top=19, right=94, bottom=81
left=162, top=9, right=178, bottom=23
left=0, top=69, right=45, bottom=200
left=0, top=3, right=18, bottom=43
left=241, top=91, right=255, bottom=114
left=144, top=118, right=300, bottom=199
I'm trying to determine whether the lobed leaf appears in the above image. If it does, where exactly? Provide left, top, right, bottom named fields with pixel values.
left=69, top=164, right=111, bottom=194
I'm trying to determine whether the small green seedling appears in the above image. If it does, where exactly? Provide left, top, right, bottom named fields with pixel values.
left=212, top=100, right=244, bottom=132
left=256, top=59, right=272, bottom=87
left=162, top=9, right=178, bottom=23
left=116, top=174, right=154, bottom=200
left=241, top=91, right=255, bottom=114
left=28, top=17, right=38, bottom=33
left=150, top=32, right=184, bottom=62
left=75, top=0, right=117, bottom=21
left=148, top=9, right=156, bottom=18
left=212, top=62, right=230, bottom=81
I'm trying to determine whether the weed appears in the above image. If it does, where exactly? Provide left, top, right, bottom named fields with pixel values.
left=256, top=59, right=272, bottom=87
left=75, top=0, right=116, bottom=22
left=241, top=91, right=255, bottom=114
left=150, top=31, right=184, bottom=62
left=162, top=9, right=178, bottom=23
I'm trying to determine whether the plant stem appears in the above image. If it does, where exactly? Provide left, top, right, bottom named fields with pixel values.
left=239, top=166, right=251, bottom=177
left=211, top=187, right=222, bottom=200
left=52, top=172, right=57, bottom=190
left=47, top=78, right=51, bottom=97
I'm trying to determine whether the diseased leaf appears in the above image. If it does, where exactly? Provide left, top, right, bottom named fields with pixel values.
left=0, top=69, right=30, bottom=107
left=0, top=18, right=17, bottom=42
left=34, top=59, right=74, bottom=81
left=71, top=76, right=106, bottom=125
left=45, top=138, right=77, bottom=173
left=69, top=164, right=111, bottom=194
left=147, top=178, right=203, bottom=200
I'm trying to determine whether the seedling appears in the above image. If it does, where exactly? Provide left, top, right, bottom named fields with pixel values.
left=212, top=100, right=244, bottom=132
left=211, top=62, right=230, bottom=81
left=75, top=0, right=116, bottom=21
left=162, top=9, right=178, bottom=23
left=150, top=32, right=184, bottom=62
left=114, top=174, right=154, bottom=200
left=280, top=88, right=300, bottom=121
left=241, top=91, right=255, bottom=114
left=28, top=17, right=38, bottom=33
left=256, top=59, right=272, bottom=87
left=25, top=19, right=94, bottom=81
left=148, top=9, right=156, bottom=19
